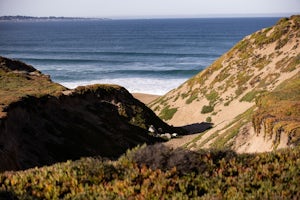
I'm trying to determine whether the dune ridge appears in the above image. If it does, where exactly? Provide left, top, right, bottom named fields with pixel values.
left=150, top=15, right=300, bottom=152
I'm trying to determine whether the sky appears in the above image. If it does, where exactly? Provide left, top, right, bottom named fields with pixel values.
left=0, top=0, right=299, bottom=19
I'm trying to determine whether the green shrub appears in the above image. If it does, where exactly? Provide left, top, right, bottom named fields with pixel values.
left=201, top=105, right=214, bottom=114
left=206, top=90, right=219, bottom=104
left=235, top=87, right=244, bottom=97
left=240, top=90, right=264, bottom=102
left=224, top=101, right=230, bottom=106
left=206, top=116, right=212, bottom=123
left=159, top=105, right=178, bottom=121
left=185, top=93, right=198, bottom=104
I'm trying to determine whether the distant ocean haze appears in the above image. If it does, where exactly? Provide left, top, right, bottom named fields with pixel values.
left=0, top=18, right=279, bottom=95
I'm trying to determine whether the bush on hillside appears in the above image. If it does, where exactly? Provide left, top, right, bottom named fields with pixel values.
left=201, top=105, right=214, bottom=114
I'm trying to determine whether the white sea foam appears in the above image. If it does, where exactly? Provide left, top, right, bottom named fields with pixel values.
left=59, top=77, right=187, bottom=95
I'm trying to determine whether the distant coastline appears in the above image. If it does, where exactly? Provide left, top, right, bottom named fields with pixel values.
left=0, top=15, right=109, bottom=21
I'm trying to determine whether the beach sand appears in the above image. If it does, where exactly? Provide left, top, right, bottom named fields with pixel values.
left=132, top=93, right=160, bottom=104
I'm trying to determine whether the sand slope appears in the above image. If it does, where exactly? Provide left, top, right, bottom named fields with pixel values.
left=150, top=16, right=300, bottom=153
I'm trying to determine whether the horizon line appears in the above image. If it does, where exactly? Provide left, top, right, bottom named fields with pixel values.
left=0, top=12, right=298, bottom=20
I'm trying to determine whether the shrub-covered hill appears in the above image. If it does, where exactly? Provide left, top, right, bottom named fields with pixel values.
left=150, top=15, right=300, bottom=152
left=0, top=56, right=178, bottom=172
left=0, top=144, right=299, bottom=199
left=0, top=56, right=66, bottom=118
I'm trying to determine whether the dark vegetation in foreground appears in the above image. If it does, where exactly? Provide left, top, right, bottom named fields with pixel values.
left=0, top=144, right=299, bottom=200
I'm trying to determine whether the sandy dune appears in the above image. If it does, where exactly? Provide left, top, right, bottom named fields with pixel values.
left=132, top=93, right=161, bottom=104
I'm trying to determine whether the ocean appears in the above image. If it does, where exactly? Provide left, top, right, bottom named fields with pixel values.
left=0, top=18, right=279, bottom=95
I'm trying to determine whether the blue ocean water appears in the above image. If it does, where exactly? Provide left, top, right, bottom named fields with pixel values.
left=0, top=18, right=279, bottom=94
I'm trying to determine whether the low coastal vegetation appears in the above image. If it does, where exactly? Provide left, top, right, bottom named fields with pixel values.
left=210, top=107, right=255, bottom=149
left=159, top=105, right=178, bottom=121
left=0, top=15, right=300, bottom=199
left=252, top=73, right=300, bottom=147
left=0, top=144, right=299, bottom=199
left=250, top=16, right=300, bottom=49
left=201, top=105, right=214, bottom=114
left=240, top=90, right=265, bottom=102
left=187, top=70, right=300, bottom=151
left=0, top=56, right=65, bottom=117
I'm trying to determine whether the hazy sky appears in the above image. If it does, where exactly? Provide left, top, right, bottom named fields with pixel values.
left=0, top=0, right=299, bottom=18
